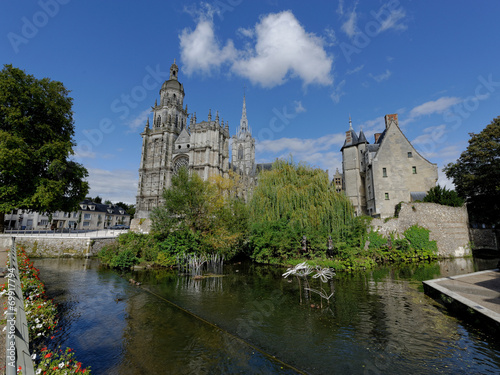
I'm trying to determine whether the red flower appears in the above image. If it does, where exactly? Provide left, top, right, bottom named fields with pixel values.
left=44, top=352, right=52, bottom=358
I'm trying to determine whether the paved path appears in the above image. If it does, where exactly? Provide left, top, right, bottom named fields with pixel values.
left=423, top=269, right=500, bottom=331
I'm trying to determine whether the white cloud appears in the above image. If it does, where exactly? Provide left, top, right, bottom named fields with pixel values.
left=324, top=27, right=338, bottom=46
left=74, top=148, right=96, bottom=160
left=357, top=116, right=385, bottom=138
left=179, top=10, right=236, bottom=75
left=294, top=100, right=306, bottom=113
left=256, top=133, right=345, bottom=154
left=127, top=108, right=152, bottom=133
left=86, top=168, right=138, bottom=205
left=369, top=69, right=392, bottom=82
left=378, top=8, right=407, bottom=33
left=232, top=11, right=333, bottom=87
left=337, top=0, right=344, bottom=16
left=256, top=134, right=346, bottom=179
left=341, top=8, right=358, bottom=38
left=330, top=79, right=346, bottom=104
left=409, top=97, right=461, bottom=117
left=180, top=9, right=334, bottom=88
left=346, top=64, right=364, bottom=74
left=411, top=124, right=447, bottom=146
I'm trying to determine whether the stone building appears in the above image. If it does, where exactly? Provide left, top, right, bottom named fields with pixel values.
left=135, top=61, right=256, bottom=218
left=341, top=114, right=438, bottom=218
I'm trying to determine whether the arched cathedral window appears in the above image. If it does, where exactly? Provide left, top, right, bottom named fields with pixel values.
left=238, top=145, right=244, bottom=160
left=173, top=156, right=189, bottom=175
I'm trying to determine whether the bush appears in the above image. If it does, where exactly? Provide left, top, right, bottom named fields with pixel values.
left=367, top=230, right=387, bottom=249
left=423, top=184, right=465, bottom=207
left=109, top=248, right=139, bottom=269
left=404, top=225, right=438, bottom=254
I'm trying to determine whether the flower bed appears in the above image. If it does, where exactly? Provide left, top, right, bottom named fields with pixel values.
left=1, top=246, right=91, bottom=374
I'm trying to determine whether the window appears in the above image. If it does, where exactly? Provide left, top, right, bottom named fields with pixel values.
left=383, top=168, right=387, bottom=177
left=83, top=221, right=90, bottom=227
left=84, top=213, right=91, bottom=220
left=408, top=152, right=413, bottom=158
left=385, top=193, right=389, bottom=200
left=412, top=166, right=417, bottom=174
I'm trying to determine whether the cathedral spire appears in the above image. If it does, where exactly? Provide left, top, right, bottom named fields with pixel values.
left=349, top=114, right=353, bottom=130
left=238, top=93, right=251, bottom=138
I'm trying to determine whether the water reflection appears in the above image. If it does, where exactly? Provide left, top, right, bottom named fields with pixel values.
left=33, top=258, right=500, bottom=375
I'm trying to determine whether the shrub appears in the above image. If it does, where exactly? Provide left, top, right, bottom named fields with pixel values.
left=109, top=248, right=139, bottom=269
left=423, top=184, right=465, bottom=207
left=367, top=230, right=387, bottom=249
left=403, top=225, right=438, bottom=254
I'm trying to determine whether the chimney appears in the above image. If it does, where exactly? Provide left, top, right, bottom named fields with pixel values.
left=374, top=133, right=382, bottom=143
left=345, top=131, right=352, bottom=144
left=384, top=113, right=398, bottom=129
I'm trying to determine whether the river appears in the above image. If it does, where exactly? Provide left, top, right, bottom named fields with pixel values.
left=33, top=257, right=500, bottom=374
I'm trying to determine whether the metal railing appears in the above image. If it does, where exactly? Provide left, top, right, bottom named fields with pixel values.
left=5, top=237, right=35, bottom=375
left=2, top=228, right=128, bottom=238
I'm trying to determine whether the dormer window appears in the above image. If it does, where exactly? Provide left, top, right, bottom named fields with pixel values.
left=89, top=205, right=95, bottom=211
left=107, top=209, right=113, bottom=214
left=80, top=204, right=87, bottom=210
left=119, top=210, right=125, bottom=215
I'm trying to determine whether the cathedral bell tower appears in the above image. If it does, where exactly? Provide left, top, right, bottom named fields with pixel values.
left=136, top=60, right=189, bottom=218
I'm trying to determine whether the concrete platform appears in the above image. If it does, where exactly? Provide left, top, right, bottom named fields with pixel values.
left=423, top=269, right=500, bottom=333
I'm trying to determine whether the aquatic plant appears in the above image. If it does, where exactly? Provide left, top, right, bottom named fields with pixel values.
left=176, top=252, right=225, bottom=276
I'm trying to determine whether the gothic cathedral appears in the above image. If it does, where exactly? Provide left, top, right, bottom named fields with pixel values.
left=135, top=61, right=256, bottom=219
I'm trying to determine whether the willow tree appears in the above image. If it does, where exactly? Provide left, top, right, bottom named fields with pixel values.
left=248, top=159, right=355, bottom=261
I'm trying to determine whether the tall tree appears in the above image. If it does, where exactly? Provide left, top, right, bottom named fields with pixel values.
left=0, top=65, right=89, bottom=231
left=444, top=116, right=500, bottom=225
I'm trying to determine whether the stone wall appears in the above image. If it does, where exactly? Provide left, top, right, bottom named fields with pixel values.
left=130, top=218, right=152, bottom=234
left=469, top=229, right=499, bottom=251
left=0, top=236, right=116, bottom=258
left=371, top=202, right=471, bottom=258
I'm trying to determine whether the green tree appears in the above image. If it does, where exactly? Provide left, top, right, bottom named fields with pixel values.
left=0, top=65, right=89, bottom=230
left=444, top=117, right=500, bottom=225
left=423, top=184, right=465, bottom=207
left=151, top=167, right=247, bottom=257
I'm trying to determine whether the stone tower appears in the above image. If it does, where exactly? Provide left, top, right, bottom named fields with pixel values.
left=135, top=61, right=231, bottom=219
left=341, top=116, right=367, bottom=216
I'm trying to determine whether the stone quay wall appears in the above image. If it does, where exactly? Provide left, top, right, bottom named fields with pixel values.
left=371, top=202, right=471, bottom=258
left=0, top=235, right=116, bottom=258
left=469, top=229, right=499, bottom=251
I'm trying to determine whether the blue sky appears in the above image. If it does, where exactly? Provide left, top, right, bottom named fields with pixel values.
left=2, top=0, right=499, bottom=204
